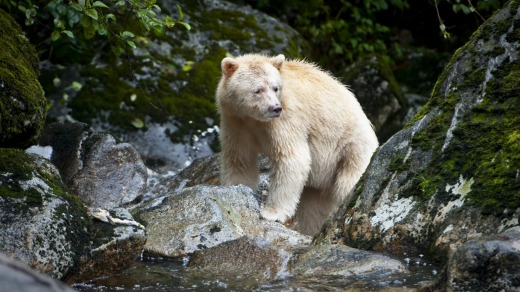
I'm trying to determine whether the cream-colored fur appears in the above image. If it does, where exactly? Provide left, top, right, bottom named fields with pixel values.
left=216, top=54, right=378, bottom=235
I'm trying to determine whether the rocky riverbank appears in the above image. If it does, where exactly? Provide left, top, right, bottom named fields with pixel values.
left=1, top=0, right=519, bottom=291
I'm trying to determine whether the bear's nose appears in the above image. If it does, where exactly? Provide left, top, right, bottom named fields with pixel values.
left=271, top=106, right=282, bottom=114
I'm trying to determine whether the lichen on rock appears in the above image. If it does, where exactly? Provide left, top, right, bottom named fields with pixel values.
left=0, top=148, right=90, bottom=279
left=63, top=208, right=146, bottom=284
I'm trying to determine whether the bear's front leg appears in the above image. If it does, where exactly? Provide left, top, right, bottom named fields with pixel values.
left=219, top=132, right=259, bottom=191
left=260, top=144, right=311, bottom=223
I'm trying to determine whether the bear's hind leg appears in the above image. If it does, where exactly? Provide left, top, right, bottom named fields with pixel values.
left=329, top=143, right=374, bottom=208
left=294, top=187, right=337, bottom=235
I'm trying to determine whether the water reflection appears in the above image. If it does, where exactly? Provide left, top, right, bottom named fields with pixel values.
left=74, top=255, right=438, bottom=291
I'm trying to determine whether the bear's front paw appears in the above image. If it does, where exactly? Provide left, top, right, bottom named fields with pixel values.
left=260, top=207, right=288, bottom=223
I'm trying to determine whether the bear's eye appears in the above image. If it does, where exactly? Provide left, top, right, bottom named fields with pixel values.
left=273, top=86, right=279, bottom=93
left=254, top=88, right=263, bottom=94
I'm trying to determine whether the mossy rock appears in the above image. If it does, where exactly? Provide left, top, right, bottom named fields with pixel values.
left=0, top=9, right=46, bottom=149
left=315, top=0, right=520, bottom=263
left=0, top=148, right=91, bottom=279
left=0, top=148, right=147, bottom=282
left=405, top=1, right=520, bottom=214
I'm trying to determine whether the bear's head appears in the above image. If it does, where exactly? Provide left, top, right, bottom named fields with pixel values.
left=217, top=54, right=285, bottom=122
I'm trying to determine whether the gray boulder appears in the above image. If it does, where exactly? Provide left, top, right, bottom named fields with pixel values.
left=0, top=9, right=46, bottom=149
left=136, top=184, right=310, bottom=257
left=138, top=184, right=258, bottom=257
left=40, top=122, right=148, bottom=209
left=0, top=254, right=76, bottom=292
left=64, top=208, right=146, bottom=283
left=186, top=236, right=288, bottom=282
left=0, top=149, right=90, bottom=279
left=1, top=147, right=147, bottom=283
left=290, top=244, right=407, bottom=278
left=428, top=226, right=520, bottom=291
left=316, top=0, right=520, bottom=261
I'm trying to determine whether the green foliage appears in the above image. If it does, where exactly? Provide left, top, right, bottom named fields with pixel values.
left=288, top=0, right=409, bottom=67
left=0, top=0, right=189, bottom=56
left=237, top=0, right=504, bottom=72
left=434, top=0, right=501, bottom=40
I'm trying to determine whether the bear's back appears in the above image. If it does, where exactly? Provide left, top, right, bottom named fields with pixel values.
left=279, top=59, right=369, bottom=129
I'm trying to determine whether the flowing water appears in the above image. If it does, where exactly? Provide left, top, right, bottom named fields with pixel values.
left=73, top=254, right=439, bottom=291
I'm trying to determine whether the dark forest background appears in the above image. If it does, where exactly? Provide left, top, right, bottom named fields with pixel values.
left=1, top=0, right=506, bottom=74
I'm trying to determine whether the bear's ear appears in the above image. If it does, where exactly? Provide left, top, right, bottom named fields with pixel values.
left=270, top=54, right=285, bottom=70
left=221, top=57, right=239, bottom=78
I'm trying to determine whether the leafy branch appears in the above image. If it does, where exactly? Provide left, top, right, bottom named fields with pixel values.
left=0, top=0, right=190, bottom=55
left=435, top=0, right=489, bottom=39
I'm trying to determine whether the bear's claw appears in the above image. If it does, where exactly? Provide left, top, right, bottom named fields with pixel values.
left=260, top=207, right=288, bottom=223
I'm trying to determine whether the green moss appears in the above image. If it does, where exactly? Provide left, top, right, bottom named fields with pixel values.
left=408, top=54, right=520, bottom=215
left=0, top=9, right=47, bottom=148
left=411, top=172, right=442, bottom=200
left=0, top=148, right=92, bottom=268
left=203, top=10, right=251, bottom=41
left=403, top=1, right=520, bottom=215
left=510, top=0, right=520, bottom=16
left=0, top=148, right=44, bottom=208
left=388, top=155, right=410, bottom=173
left=200, top=9, right=273, bottom=52
left=0, top=148, right=88, bottom=213
left=404, top=49, right=464, bottom=128
left=67, top=43, right=222, bottom=145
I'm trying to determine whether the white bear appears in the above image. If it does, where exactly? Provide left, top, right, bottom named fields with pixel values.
left=216, top=54, right=378, bottom=235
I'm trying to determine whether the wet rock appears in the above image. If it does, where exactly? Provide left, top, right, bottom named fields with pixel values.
left=144, top=154, right=222, bottom=201
left=315, top=0, right=520, bottom=263
left=344, top=55, right=408, bottom=142
left=136, top=184, right=310, bottom=257
left=0, top=149, right=90, bottom=279
left=290, top=244, right=407, bottom=278
left=1, top=148, right=146, bottom=283
left=185, top=238, right=408, bottom=288
left=137, top=185, right=260, bottom=257
left=429, top=226, right=520, bottom=291
left=0, top=9, right=46, bottom=149
left=0, top=254, right=76, bottom=292
left=40, top=122, right=148, bottom=209
left=187, top=236, right=288, bottom=282
left=157, top=154, right=271, bottom=197
left=63, top=208, right=146, bottom=283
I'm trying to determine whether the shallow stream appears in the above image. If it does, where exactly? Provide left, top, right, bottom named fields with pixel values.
left=73, top=254, right=439, bottom=291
